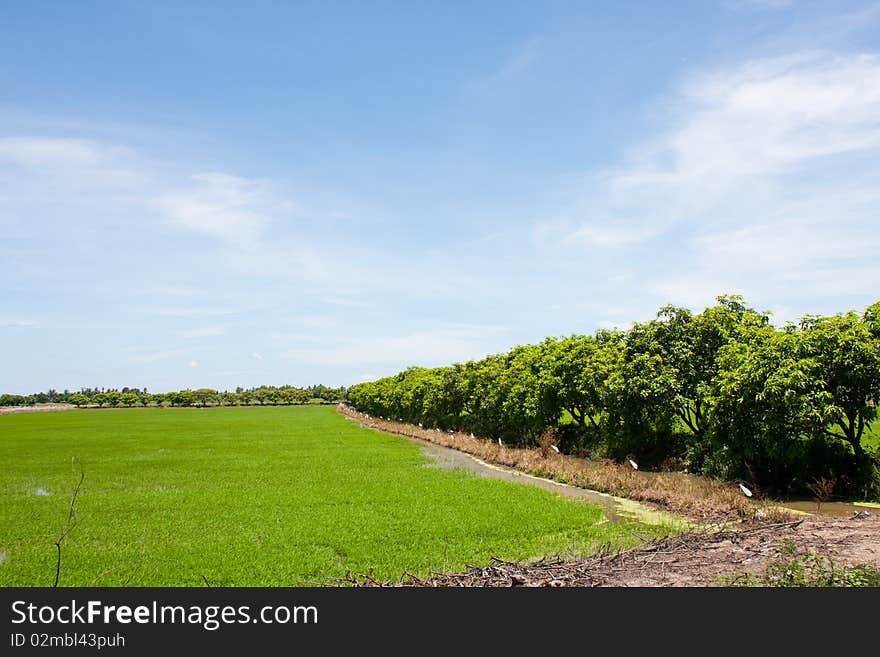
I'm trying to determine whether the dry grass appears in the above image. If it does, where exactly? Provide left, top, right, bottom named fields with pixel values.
left=339, top=405, right=786, bottom=522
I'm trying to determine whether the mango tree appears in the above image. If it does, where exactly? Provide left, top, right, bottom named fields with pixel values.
left=800, top=311, right=880, bottom=463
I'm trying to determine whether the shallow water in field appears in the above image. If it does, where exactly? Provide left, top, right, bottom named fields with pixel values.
left=408, top=435, right=686, bottom=528
left=414, top=435, right=880, bottom=522
left=777, top=500, right=880, bottom=517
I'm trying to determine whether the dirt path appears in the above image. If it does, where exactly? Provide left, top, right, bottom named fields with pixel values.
left=0, top=404, right=75, bottom=415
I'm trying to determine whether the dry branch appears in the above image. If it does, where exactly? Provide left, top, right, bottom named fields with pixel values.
left=53, top=457, right=84, bottom=588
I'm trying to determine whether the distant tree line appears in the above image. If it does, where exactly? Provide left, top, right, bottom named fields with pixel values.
left=0, top=384, right=346, bottom=408
left=348, top=296, right=880, bottom=499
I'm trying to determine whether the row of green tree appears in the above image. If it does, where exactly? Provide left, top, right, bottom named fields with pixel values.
left=0, top=386, right=142, bottom=407
left=347, top=296, right=880, bottom=498
left=0, top=384, right=346, bottom=408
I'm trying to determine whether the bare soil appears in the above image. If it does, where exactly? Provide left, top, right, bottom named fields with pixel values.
left=0, top=404, right=75, bottom=415
left=343, top=514, right=879, bottom=587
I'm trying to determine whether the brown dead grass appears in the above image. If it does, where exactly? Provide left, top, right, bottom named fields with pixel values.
left=339, top=404, right=781, bottom=522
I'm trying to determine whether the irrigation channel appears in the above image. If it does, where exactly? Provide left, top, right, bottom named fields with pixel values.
left=343, top=413, right=880, bottom=587
left=345, top=410, right=880, bottom=522
left=406, top=430, right=880, bottom=520
left=345, top=415, right=686, bottom=529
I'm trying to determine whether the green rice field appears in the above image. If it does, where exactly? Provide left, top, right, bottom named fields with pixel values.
left=0, top=406, right=673, bottom=586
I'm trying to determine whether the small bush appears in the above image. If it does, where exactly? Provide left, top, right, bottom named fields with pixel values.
left=538, top=427, right=557, bottom=459
left=726, top=540, right=880, bottom=587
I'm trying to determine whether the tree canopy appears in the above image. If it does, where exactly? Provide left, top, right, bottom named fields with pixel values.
left=349, top=296, right=880, bottom=499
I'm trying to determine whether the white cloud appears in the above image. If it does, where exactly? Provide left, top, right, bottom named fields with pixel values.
left=289, top=315, right=342, bottom=330
left=492, top=37, right=542, bottom=81
left=602, top=52, right=880, bottom=212
left=557, top=50, right=880, bottom=313
left=284, top=324, right=509, bottom=369
left=465, top=36, right=543, bottom=94
left=564, top=222, right=658, bottom=248
left=130, top=349, right=186, bottom=364
left=148, top=285, right=203, bottom=298
left=182, top=326, right=225, bottom=338
left=158, top=173, right=289, bottom=250
left=140, top=306, right=241, bottom=319
left=251, top=352, right=263, bottom=360
left=0, top=318, right=37, bottom=328
left=322, top=296, right=373, bottom=309
left=654, top=278, right=749, bottom=311
left=0, top=137, right=109, bottom=169
left=0, top=136, right=147, bottom=201
left=188, top=360, right=200, bottom=368
left=693, top=219, right=876, bottom=275
left=727, top=0, right=795, bottom=11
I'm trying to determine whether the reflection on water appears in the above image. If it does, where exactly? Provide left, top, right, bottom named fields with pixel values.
left=778, top=500, right=877, bottom=517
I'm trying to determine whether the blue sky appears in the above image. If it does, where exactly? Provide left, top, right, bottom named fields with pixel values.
left=2, top=0, right=879, bottom=393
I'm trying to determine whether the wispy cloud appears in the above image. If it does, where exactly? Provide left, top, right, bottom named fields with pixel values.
left=0, top=318, right=37, bottom=328
left=148, top=285, right=203, bottom=298
left=181, top=326, right=225, bottom=338
left=491, top=36, right=543, bottom=82
left=158, top=173, right=285, bottom=250
left=463, top=35, right=543, bottom=97
left=623, top=52, right=880, bottom=188
left=726, top=0, right=795, bottom=11
left=140, top=306, right=241, bottom=319
left=322, top=296, right=373, bottom=310
left=0, top=137, right=111, bottom=168
left=284, top=324, right=510, bottom=369
left=289, top=315, right=343, bottom=330
left=563, top=222, right=658, bottom=248
left=0, top=135, right=148, bottom=205
left=130, top=349, right=187, bottom=364
left=554, top=49, right=880, bottom=310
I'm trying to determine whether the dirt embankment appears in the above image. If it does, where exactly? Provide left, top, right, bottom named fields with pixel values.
left=0, top=404, right=75, bottom=415
left=344, top=514, right=879, bottom=587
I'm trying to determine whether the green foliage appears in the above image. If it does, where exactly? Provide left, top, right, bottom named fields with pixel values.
left=800, top=311, right=880, bottom=459
left=0, top=385, right=345, bottom=408
left=350, top=295, right=880, bottom=498
left=68, top=393, right=89, bottom=407
left=0, top=394, right=30, bottom=406
left=543, top=331, right=622, bottom=436
left=0, top=407, right=670, bottom=586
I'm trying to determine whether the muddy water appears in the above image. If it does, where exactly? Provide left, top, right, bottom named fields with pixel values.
left=407, top=435, right=686, bottom=528
left=417, top=438, right=875, bottom=522
left=777, top=500, right=880, bottom=518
